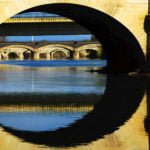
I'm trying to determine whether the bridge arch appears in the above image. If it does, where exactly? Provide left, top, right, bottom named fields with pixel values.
left=38, top=44, right=74, bottom=52
left=0, top=0, right=146, bottom=52
left=0, top=45, right=35, bottom=59
left=0, top=45, right=34, bottom=52
left=38, top=44, right=74, bottom=59
left=76, top=44, right=102, bottom=52
left=73, top=44, right=102, bottom=60
left=51, top=50, right=70, bottom=59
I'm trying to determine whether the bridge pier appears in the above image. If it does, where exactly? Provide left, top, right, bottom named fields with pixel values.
left=33, top=52, right=40, bottom=60
left=50, top=52, right=54, bottom=60
left=73, top=51, right=80, bottom=60
left=46, top=53, right=51, bottom=60
left=0, top=53, right=2, bottom=60
left=18, top=53, right=24, bottom=60
left=1, top=52, right=9, bottom=60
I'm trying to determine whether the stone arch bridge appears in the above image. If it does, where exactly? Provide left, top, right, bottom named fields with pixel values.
left=0, top=0, right=148, bottom=72
left=0, top=0, right=147, bottom=51
left=0, top=42, right=102, bottom=60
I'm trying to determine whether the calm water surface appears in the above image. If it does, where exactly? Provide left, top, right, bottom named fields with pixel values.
left=0, top=60, right=106, bottom=94
left=0, top=60, right=148, bottom=150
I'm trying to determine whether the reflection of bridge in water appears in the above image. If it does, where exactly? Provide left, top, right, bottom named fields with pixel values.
left=0, top=93, right=101, bottom=112
left=0, top=105, right=93, bottom=113
left=0, top=41, right=102, bottom=60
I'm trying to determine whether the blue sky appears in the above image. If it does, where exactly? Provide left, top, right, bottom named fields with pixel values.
left=14, top=12, right=59, bottom=18
left=6, top=35, right=92, bottom=42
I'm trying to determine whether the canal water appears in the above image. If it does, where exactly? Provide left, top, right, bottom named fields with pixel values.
left=0, top=60, right=148, bottom=150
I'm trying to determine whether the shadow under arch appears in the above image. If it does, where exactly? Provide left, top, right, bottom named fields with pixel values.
left=0, top=75, right=145, bottom=147
left=51, top=49, right=69, bottom=59
left=21, top=3, right=146, bottom=73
